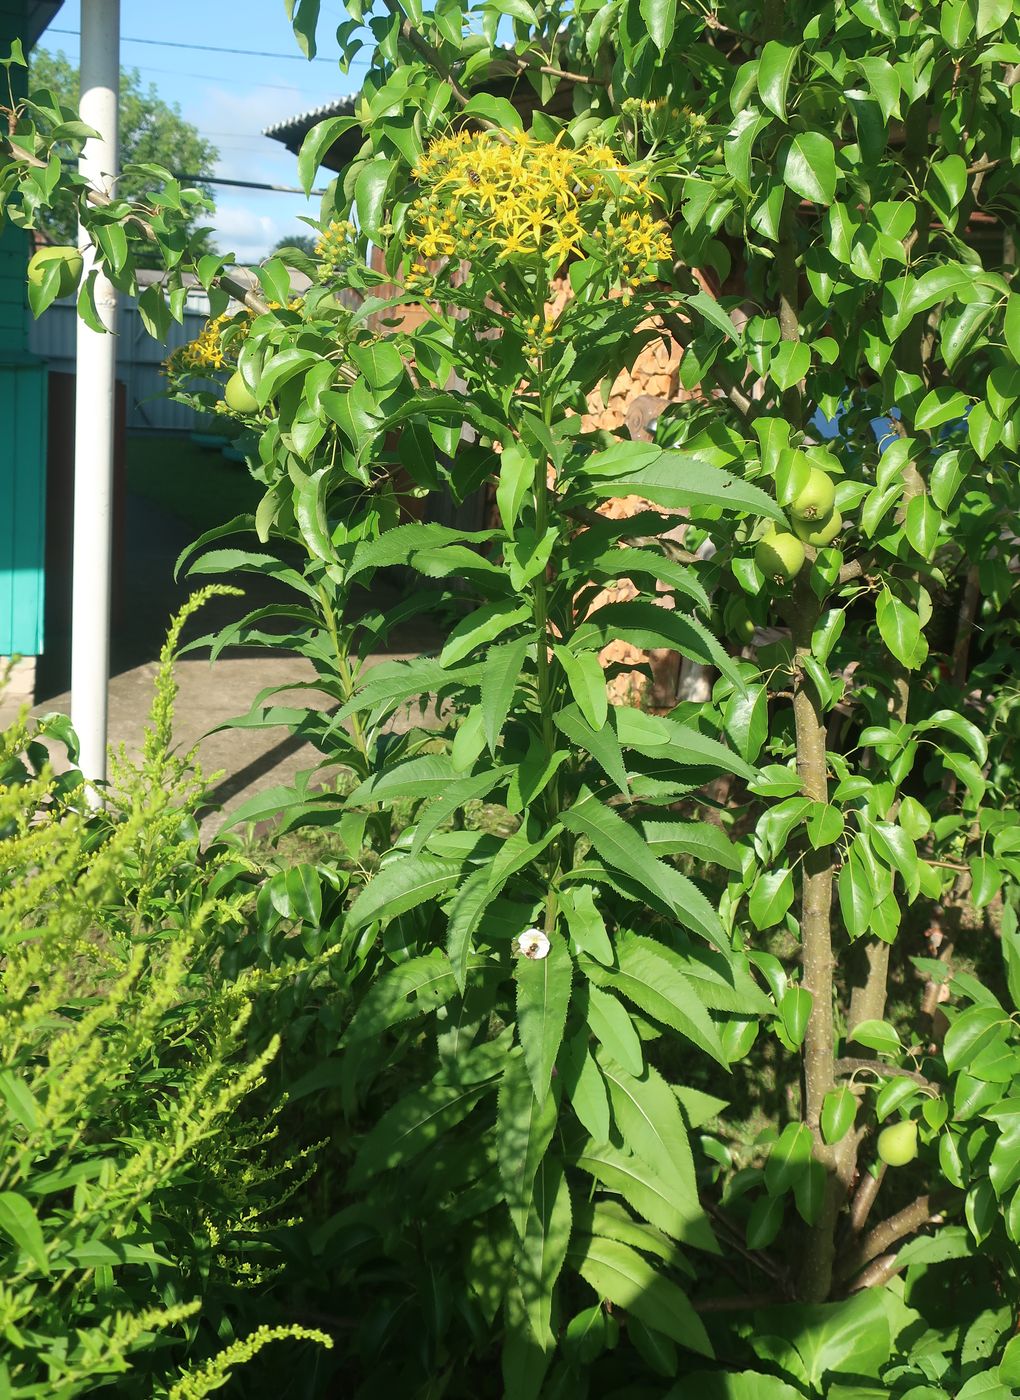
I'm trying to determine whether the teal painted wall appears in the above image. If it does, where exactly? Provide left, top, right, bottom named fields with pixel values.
left=0, top=0, right=49, bottom=657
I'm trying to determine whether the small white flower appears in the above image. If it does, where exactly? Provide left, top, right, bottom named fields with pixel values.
left=516, top=928, right=550, bottom=960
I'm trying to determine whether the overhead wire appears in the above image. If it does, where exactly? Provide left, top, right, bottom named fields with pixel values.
left=46, top=26, right=342, bottom=63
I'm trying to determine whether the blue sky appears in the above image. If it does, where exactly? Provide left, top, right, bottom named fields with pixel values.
left=36, top=1, right=371, bottom=261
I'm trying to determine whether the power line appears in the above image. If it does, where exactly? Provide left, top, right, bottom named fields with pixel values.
left=176, top=172, right=327, bottom=196
left=48, top=26, right=342, bottom=63
left=117, top=62, right=333, bottom=93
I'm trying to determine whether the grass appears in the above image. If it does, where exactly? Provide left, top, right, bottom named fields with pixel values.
left=126, top=432, right=263, bottom=535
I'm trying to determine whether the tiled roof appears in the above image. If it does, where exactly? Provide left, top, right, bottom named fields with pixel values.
left=262, top=94, right=358, bottom=143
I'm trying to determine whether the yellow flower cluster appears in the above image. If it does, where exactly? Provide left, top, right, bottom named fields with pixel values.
left=405, top=130, right=673, bottom=285
left=163, top=297, right=301, bottom=381
left=168, top=311, right=233, bottom=372
left=315, top=218, right=357, bottom=276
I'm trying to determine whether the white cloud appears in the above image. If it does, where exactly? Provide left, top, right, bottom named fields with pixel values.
left=181, top=82, right=343, bottom=262
left=210, top=202, right=286, bottom=263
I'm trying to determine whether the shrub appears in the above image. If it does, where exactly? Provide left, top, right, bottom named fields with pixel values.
left=0, top=592, right=329, bottom=1397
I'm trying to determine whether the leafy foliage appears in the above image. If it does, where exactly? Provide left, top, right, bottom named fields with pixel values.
left=27, top=49, right=219, bottom=264
left=6, top=0, right=1020, bottom=1394
left=0, top=594, right=329, bottom=1397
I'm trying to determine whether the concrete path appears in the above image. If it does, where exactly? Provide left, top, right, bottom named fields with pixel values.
left=3, top=482, right=437, bottom=839
left=2, top=650, right=418, bottom=838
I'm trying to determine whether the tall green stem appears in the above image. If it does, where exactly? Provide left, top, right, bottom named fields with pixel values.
left=534, top=355, right=563, bottom=932
left=317, top=584, right=369, bottom=766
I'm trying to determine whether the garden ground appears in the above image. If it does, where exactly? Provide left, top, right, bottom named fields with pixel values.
left=0, top=432, right=438, bottom=832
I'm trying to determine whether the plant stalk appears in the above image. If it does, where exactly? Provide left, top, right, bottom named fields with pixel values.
left=789, top=576, right=843, bottom=1301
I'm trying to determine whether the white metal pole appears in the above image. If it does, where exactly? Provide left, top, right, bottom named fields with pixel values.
left=71, top=0, right=120, bottom=795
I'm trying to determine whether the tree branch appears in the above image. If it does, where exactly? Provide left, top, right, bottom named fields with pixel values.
left=848, top=1161, right=886, bottom=1233
left=834, top=1057, right=936, bottom=1090
left=382, top=0, right=509, bottom=133
left=835, top=1193, right=943, bottom=1282
left=507, top=53, right=608, bottom=86
left=660, top=307, right=755, bottom=419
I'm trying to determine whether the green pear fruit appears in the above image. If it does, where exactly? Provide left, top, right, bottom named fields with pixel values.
left=794, top=508, right=843, bottom=547
left=755, top=530, right=806, bottom=586
left=224, top=370, right=259, bottom=414
left=723, top=596, right=756, bottom=645
left=877, top=1119, right=918, bottom=1167
left=28, top=244, right=84, bottom=299
left=791, top=467, right=836, bottom=523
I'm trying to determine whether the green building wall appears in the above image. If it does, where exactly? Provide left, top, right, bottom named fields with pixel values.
left=0, top=0, right=49, bottom=658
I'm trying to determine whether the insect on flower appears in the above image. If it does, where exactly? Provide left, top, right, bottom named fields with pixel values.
left=516, top=929, right=550, bottom=960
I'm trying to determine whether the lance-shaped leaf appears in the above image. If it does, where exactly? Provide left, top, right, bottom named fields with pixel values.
left=498, top=1054, right=559, bottom=1240
left=340, top=949, right=459, bottom=1044
left=571, top=601, right=742, bottom=690
left=640, top=819, right=743, bottom=871
left=588, top=546, right=710, bottom=611
left=441, top=601, right=531, bottom=666
left=585, top=985, right=644, bottom=1077
left=337, top=657, right=482, bottom=721
left=349, top=754, right=458, bottom=805
left=515, top=1155, right=572, bottom=1348
left=554, top=705, right=629, bottom=796
left=516, top=929, right=573, bottom=1100
left=568, top=1233, right=714, bottom=1355
left=349, top=1075, right=495, bottom=1188
left=558, top=1034, right=611, bottom=1142
left=443, top=865, right=503, bottom=992
left=575, top=1140, right=719, bottom=1252
left=347, top=522, right=498, bottom=577
left=585, top=936, right=728, bottom=1067
left=575, top=443, right=785, bottom=523
left=410, top=770, right=504, bottom=860
left=612, top=706, right=757, bottom=780
left=345, top=853, right=462, bottom=930
left=598, top=1057, right=717, bottom=1253
left=482, top=636, right=531, bottom=754
left=561, top=792, right=726, bottom=949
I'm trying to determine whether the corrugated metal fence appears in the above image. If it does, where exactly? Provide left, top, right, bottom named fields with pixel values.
left=28, top=287, right=214, bottom=433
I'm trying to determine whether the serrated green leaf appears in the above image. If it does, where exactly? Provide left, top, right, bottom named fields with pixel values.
left=516, top=1155, right=572, bottom=1348
left=599, top=1059, right=712, bottom=1249
left=554, top=705, right=629, bottom=796
left=441, top=601, right=530, bottom=666
left=341, top=949, right=459, bottom=1043
left=569, top=1234, right=713, bottom=1354
left=587, top=985, right=644, bottom=1076
left=346, top=853, right=461, bottom=929
left=578, top=443, right=785, bottom=523
left=483, top=637, right=531, bottom=754
left=554, top=646, right=608, bottom=730
left=562, top=885, right=614, bottom=964
left=349, top=1075, right=494, bottom=1188
left=585, top=935, right=728, bottom=1066
left=562, top=793, right=726, bottom=948
left=498, top=1055, right=558, bottom=1240
left=516, top=929, right=573, bottom=1100
left=559, top=1035, right=611, bottom=1141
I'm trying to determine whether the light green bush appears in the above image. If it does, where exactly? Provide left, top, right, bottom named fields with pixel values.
left=0, top=592, right=329, bottom=1398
